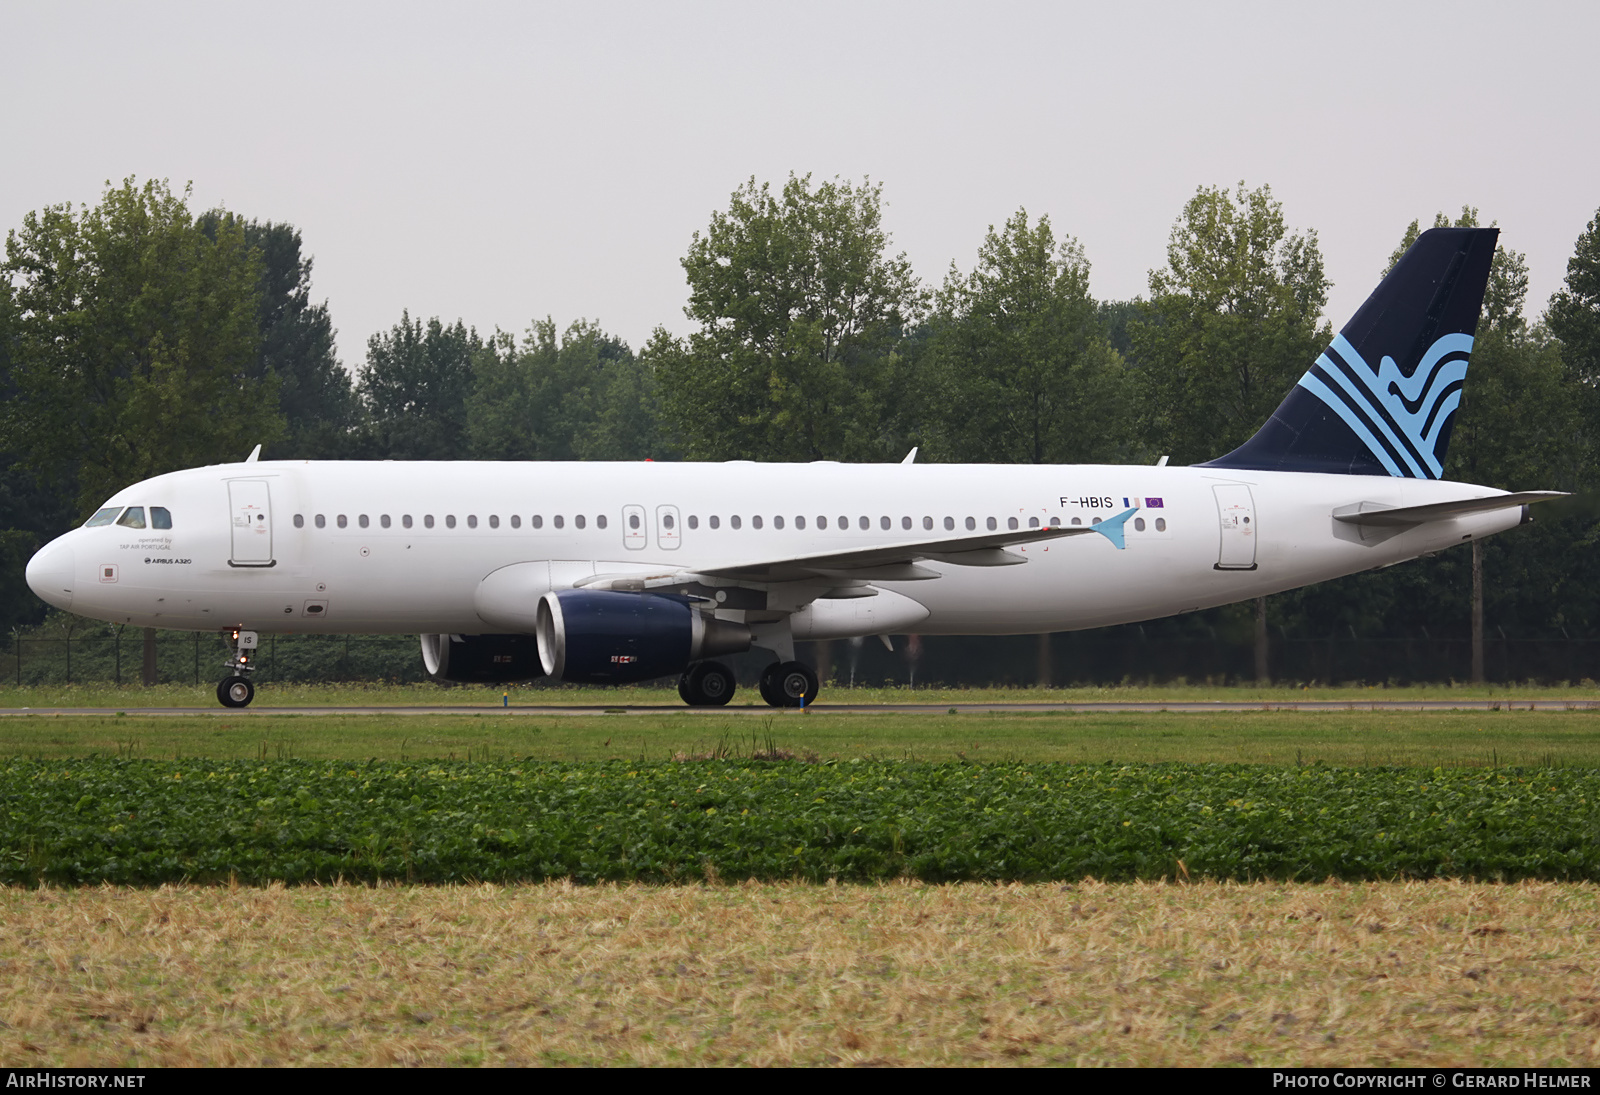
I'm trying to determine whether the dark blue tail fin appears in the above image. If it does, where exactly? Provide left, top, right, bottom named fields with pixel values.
left=1201, top=226, right=1498, bottom=478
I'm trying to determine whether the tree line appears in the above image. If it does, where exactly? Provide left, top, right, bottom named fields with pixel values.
left=3, top=175, right=1599, bottom=680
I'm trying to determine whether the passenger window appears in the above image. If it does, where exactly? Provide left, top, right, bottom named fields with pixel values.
left=575, top=515, right=586, bottom=529
left=467, top=515, right=478, bottom=529
left=944, top=517, right=955, bottom=531
left=901, top=516, right=911, bottom=530
left=752, top=516, right=762, bottom=530
left=858, top=516, right=869, bottom=530
left=445, top=515, right=456, bottom=529
left=663, top=514, right=675, bottom=529
left=986, top=517, right=997, bottom=531
left=817, top=516, right=827, bottom=530
left=381, top=515, right=391, bottom=529
left=1091, top=517, right=1102, bottom=525
left=337, top=515, right=348, bottom=528
left=424, top=515, right=434, bottom=528
left=596, top=514, right=607, bottom=529
left=532, top=515, right=543, bottom=529
left=510, top=515, right=521, bottom=529
left=923, top=516, right=933, bottom=531
left=795, top=516, right=805, bottom=530
left=731, top=516, right=742, bottom=530
left=403, top=515, right=413, bottom=529
left=84, top=507, right=121, bottom=528
left=880, top=516, right=890, bottom=530
left=359, top=515, right=370, bottom=529
left=117, top=507, right=146, bottom=529
left=1028, top=517, right=1039, bottom=528
left=1155, top=517, right=1167, bottom=532
left=1007, top=517, right=1018, bottom=530
left=151, top=507, right=172, bottom=529
left=838, top=516, right=848, bottom=529
left=773, top=516, right=783, bottom=530
left=1070, top=517, right=1081, bottom=526
left=554, top=515, right=564, bottom=529
left=294, top=514, right=305, bottom=529
left=489, top=515, right=499, bottom=529
left=709, top=516, right=720, bottom=529
left=688, top=515, right=698, bottom=530
left=1049, top=517, right=1061, bottom=527
left=316, top=515, right=327, bottom=529
left=629, top=514, right=640, bottom=530
left=1134, top=517, right=1146, bottom=531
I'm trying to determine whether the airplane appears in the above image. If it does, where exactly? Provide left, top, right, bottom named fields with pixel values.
left=23, top=227, right=1565, bottom=709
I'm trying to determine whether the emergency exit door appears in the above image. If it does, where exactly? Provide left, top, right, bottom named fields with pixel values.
left=1213, top=484, right=1258, bottom=570
left=228, top=480, right=275, bottom=567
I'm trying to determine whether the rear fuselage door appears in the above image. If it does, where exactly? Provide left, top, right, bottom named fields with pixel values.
left=622, top=505, right=647, bottom=550
left=1213, top=484, right=1257, bottom=570
left=656, top=505, right=681, bottom=550
left=228, top=480, right=275, bottom=567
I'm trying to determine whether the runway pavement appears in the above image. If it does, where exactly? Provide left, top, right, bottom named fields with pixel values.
left=2, top=699, right=1597, bottom=717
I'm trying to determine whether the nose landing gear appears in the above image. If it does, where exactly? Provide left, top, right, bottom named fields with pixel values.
left=217, top=629, right=258, bottom=708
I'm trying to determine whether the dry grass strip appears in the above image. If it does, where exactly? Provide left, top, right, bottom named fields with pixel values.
left=1, top=880, right=1598, bottom=1067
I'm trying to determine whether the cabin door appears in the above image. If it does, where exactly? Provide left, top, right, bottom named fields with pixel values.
left=1212, top=484, right=1258, bottom=571
left=228, top=480, right=275, bottom=567
left=656, top=505, right=681, bottom=550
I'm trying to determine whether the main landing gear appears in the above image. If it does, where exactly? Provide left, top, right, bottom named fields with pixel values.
left=217, top=629, right=258, bottom=708
left=678, top=660, right=737, bottom=706
left=758, top=661, right=819, bottom=709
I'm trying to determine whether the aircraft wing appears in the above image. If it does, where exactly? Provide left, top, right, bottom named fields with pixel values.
left=688, top=523, right=1097, bottom=583
left=1332, top=491, right=1568, bottom=528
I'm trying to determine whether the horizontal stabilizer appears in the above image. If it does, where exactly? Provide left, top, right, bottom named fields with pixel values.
left=1332, top=491, right=1567, bottom=527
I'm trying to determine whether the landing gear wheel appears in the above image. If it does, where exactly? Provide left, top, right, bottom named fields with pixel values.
left=678, top=661, right=736, bottom=707
left=759, top=661, right=818, bottom=708
left=217, top=675, right=255, bottom=708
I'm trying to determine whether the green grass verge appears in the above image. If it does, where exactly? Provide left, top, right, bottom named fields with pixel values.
left=2, top=678, right=1597, bottom=709
left=5, top=758, right=1597, bottom=885
left=5, top=709, right=1600, bottom=768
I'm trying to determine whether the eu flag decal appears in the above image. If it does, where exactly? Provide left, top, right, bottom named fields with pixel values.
left=1120, top=497, right=1164, bottom=508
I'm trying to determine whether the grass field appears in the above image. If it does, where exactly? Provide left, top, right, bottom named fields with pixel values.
left=2, top=678, right=1597, bottom=710
left=3, top=708, right=1600, bottom=767
left=5, top=702, right=1600, bottom=1065
left=3, top=879, right=1597, bottom=1067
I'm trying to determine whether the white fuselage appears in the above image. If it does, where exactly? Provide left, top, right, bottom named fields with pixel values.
left=26, top=459, right=1523, bottom=642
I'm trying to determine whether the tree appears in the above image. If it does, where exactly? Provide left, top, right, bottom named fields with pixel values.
left=1, top=178, right=282, bottom=513
left=468, top=318, right=666, bottom=461
left=1548, top=207, right=1600, bottom=444
left=925, top=209, right=1135, bottom=464
left=198, top=213, right=356, bottom=457
left=356, top=312, right=479, bottom=459
left=658, top=174, right=925, bottom=461
left=1131, top=182, right=1331, bottom=465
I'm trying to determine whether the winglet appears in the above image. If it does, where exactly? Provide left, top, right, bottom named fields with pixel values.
left=245, top=444, right=261, bottom=463
left=901, top=447, right=918, bottom=465
left=1090, top=507, right=1139, bottom=550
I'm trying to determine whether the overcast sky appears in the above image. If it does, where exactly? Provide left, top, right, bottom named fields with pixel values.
left=3, top=1, right=1596, bottom=369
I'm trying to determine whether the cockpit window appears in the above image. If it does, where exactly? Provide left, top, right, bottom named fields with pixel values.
left=151, top=507, right=172, bottom=530
left=116, top=507, right=146, bottom=529
left=84, top=507, right=121, bottom=528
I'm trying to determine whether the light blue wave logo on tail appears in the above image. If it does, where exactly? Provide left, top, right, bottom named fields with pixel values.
left=1296, top=331, right=1473, bottom=479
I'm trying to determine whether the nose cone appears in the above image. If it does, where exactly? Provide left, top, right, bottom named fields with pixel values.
left=25, top=539, right=74, bottom=611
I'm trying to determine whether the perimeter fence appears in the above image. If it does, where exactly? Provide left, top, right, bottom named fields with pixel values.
left=2, top=628, right=1597, bottom=687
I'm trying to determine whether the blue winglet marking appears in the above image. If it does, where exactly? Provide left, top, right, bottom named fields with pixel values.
left=1091, top=507, right=1138, bottom=550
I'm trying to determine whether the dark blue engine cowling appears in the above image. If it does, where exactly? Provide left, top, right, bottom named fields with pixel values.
left=420, top=633, right=544, bottom=683
left=535, top=589, right=750, bottom=684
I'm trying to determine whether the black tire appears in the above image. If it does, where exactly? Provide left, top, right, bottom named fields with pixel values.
left=757, top=662, right=783, bottom=707
left=773, top=661, right=819, bottom=707
left=681, top=661, right=736, bottom=707
left=217, top=675, right=254, bottom=708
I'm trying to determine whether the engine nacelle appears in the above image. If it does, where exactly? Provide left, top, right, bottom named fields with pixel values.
left=420, top=633, right=544, bottom=683
left=535, top=589, right=751, bottom=684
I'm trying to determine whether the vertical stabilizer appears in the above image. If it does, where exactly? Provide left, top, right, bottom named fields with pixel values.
left=1202, top=227, right=1498, bottom=477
